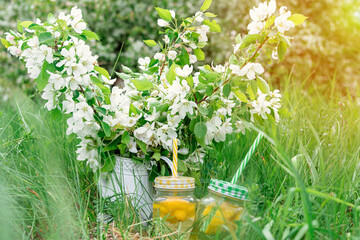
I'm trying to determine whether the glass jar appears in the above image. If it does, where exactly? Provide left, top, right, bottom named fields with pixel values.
left=191, top=179, right=248, bottom=238
left=153, top=176, right=197, bottom=233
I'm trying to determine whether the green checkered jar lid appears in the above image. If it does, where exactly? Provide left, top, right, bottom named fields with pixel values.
left=208, top=179, right=249, bottom=201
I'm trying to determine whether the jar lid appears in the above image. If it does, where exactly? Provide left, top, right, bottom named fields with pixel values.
left=208, top=179, right=249, bottom=201
left=154, top=176, right=195, bottom=189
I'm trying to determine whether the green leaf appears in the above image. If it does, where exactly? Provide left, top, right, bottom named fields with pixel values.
left=288, top=14, right=308, bottom=26
left=84, top=88, right=95, bottom=101
left=136, top=139, right=147, bottom=154
left=166, top=63, right=176, bottom=84
left=116, top=72, right=131, bottom=80
left=265, top=15, right=276, bottom=28
left=36, top=61, right=55, bottom=91
left=1, top=38, right=10, bottom=48
left=72, top=34, right=87, bottom=41
left=101, top=121, right=111, bottom=137
left=17, top=22, right=23, bottom=33
left=257, top=76, right=270, bottom=93
left=235, top=34, right=242, bottom=44
left=178, top=159, right=187, bottom=172
left=152, top=152, right=161, bottom=161
left=28, top=23, right=46, bottom=31
left=101, top=154, right=116, bottom=172
left=194, top=122, right=207, bottom=139
left=94, top=106, right=107, bottom=115
left=20, top=21, right=33, bottom=28
left=90, top=75, right=102, bottom=85
left=57, top=19, right=67, bottom=28
left=103, top=143, right=118, bottom=152
left=155, top=7, right=172, bottom=22
left=38, top=32, right=54, bottom=44
left=201, top=0, right=212, bottom=11
left=206, top=85, right=213, bottom=96
left=198, top=107, right=208, bottom=116
left=186, top=75, right=194, bottom=88
left=233, top=89, right=249, bottom=103
left=117, top=143, right=127, bottom=155
left=229, top=54, right=239, bottom=64
left=50, top=108, right=62, bottom=121
left=204, top=12, right=217, bottom=18
left=21, top=42, right=29, bottom=51
left=223, top=83, right=231, bottom=97
left=194, top=48, right=205, bottom=61
left=203, top=20, right=221, bottom=32
left=121, top=131, right=130, bottom=144
left=122, top=65, right=133, bottom=74
left=277, top=40, right=287, bottom=61
left=240, top=34, right=259, bottom=49
left=246, top=83, right=255, bottom=100
left=189, top=116, right=200, bottom=132
left=82, top=30, right=100, bottom=40
left=94, top=66, right=110, bottom=79
left=143, top=39, right=157, bottom=47
left=131, top=78, right=153, bottom=91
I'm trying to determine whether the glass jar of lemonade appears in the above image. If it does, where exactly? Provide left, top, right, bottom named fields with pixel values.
left=191, top=179, right=248, bottom=238
left=153, top=176, right=197, bottom=233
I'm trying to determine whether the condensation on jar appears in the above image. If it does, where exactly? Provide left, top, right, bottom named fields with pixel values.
left=153, top=176, right=197, bottom=233
left=191, top=179, right=248, bottom=238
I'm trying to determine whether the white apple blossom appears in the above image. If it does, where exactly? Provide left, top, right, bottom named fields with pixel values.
left=272, top=48, right=279, bottom=60
left=145, top=107, right=161, bottom=122
left=138, top=57, right=151, bottom=70
left=249, top=0, right=277, bottom=22
left=154, top=52, right=166, bottom=61
left=247, top=21, right=265, bottom=35
left=231, top=62, right=264, bottom=80
left=197, top=25, right=210, bottom=42
left=170, top=99, right=197, bottom=119
left=275, top=7, right=294, bottom=33
left=5, top=33, right=15, bottom=45
left=157, top=19, right=169, bottom=27
left=194, top=11, right=204, bottom=23
left=7, top=46, right=21, bottom=57
left=250, top=93, right=272, bottom=121
left=235, top=120, right=246, bottom=134
left=189, top=54, right=197, bottom=64
left=127, top=137, right=138, bottom=153
left=175, top=65, right=193, bottom=78
left=165, top=79, right=190, bottom=101
left=213, top=64, right=226, bottom=73
left=73, top=21, right=87, bottom=33
left=163, top=35, right=170, bottom=44
left=157, top=125, right=178, bottom=150
left=167, top=115, right=181, bottom=128
left=167, top=50, right=177, bottom=60
left=170, top=10, right=176, bottom=19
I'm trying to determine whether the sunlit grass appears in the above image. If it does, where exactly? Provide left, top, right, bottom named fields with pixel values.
left=1, top=73, right=360, bottom=239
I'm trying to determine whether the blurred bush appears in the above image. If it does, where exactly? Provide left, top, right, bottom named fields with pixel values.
left=0, top=0, right=200, bottom=87
left=205, top=0, right=360, bottom=94
left=1, top=0, right=359, bottom=94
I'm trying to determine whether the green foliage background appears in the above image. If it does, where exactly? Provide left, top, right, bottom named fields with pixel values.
left=1, top=0, right=360, bottom=93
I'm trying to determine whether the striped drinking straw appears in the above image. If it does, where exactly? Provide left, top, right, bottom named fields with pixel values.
left=231, top=132, right=264, bottom=184
left=172, top=138, right=178, bottom=177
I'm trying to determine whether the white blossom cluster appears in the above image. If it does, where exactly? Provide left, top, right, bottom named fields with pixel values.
left=247, top=0, right=295, bottom=35
left=6, top=7, right=110, bottom=170
left=4, top=0, right=302, bottom=171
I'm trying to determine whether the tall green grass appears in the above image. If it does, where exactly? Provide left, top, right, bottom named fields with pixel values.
left=0, top=73, right=359, bottom=239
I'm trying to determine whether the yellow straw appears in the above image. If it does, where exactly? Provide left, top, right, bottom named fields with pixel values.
left=172, top=139, right=178, bottom=177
